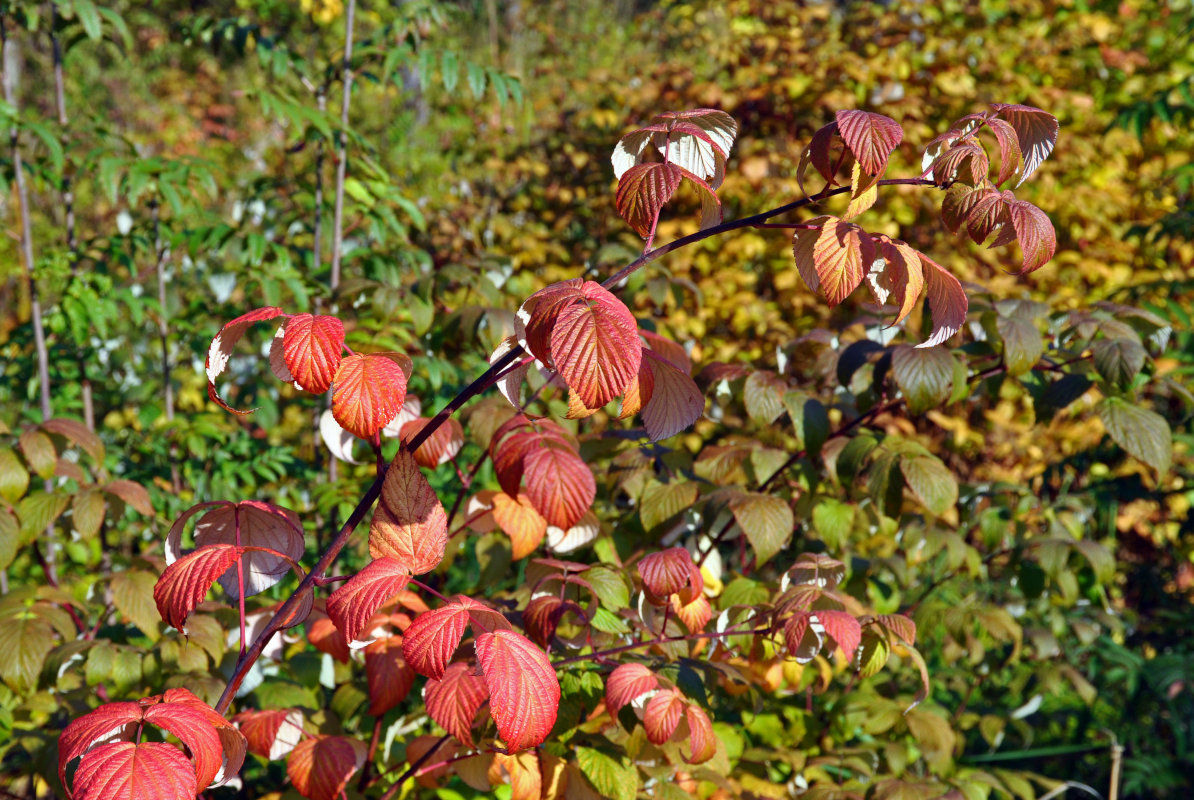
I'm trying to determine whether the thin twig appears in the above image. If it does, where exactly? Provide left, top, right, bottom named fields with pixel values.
left=377, top=734, right=451, bottom=800
left=328, top=0, right=356, bottom=289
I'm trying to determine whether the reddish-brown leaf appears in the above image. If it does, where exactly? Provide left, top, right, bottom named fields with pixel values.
left=205, top=307, right=286, bottom=414
left=286, top=736, right=366, bottom=800
left=640, top=350, right=704, bottom=442
left=792, top=216, right=830, bottom=295
left=799, top=121, right=842, bottom=195
left=327, top=558, right=412, bottom=644
left=1006, top=199, right=1056, bottom=274
left=402, top=600, right=474, bottom=680
left=398, top=417, right=464, bottom=468
left=548, top=282, right=642, bottom=409
left=605, top=663, right=657, bottom=713
left=492, top=492, right=548, bottom=560
left=70, top=742, right=197, bottom=800
left=475, top=629, right=560, bottom=752
left=784, top=611, right=824, bottom=664
left=879, top=614, right=917, bottom=644
left=307, top=613, right=351, bottom=663
left=424, top=661, right=490, bottom=746
left=818, top=610, right=862, bottom=661
left=683, top=705, right=717, bottom=764
left=835, top=110, right=903, bottom=178
left=523, top=445, right=596, bottom=530
left=638, top=547, right=703, bottom=605
left=282, top=314, right=345, bottom=394
left=929, top=141, right=989, bottom=187
left=365, top=637, right=417, bottom=716
left=166, top=500, right=304, bottom=600
left=918, top=255, right=968, bottom=348
left=615, top=162, right=683, bottom=237
left=234, top=708, right=304, bottom=761
left=523, top=595, right=585, bottom=648
left=985, top=117, right=1023, bottom=186
left=940, top=183, right=998, bottom=237
left=516, top=280, right=585, bottom=367
left=643, top=688, right=685, bottom=745
left=868, top=235, right=924, bottom=327
left=991, top=103, right=1059, bottom=186
left=369, top=451, right=448, bottom=574
left=153, top=545, right=246, bottom=632
left=964, top=189, right=1011, bottom=245
left=331, top=353, right=409, bottom=439
left=813, top=217, right=875, bottom=307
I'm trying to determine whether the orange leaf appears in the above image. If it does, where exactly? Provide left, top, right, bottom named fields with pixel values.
left=326, top=557, right=412, bottom=644
left=492, top=492, right=548, bottom=560
left=331, top=353, right=409, bottom=439
left=615, top=162, right=683, bottom=237
left=286, top=737, right=366, bottom=800
left=365, top=637, right=417, bottom=716
left=205, top=307, right=285, bottom=414
left=369, top=451, right=448, bottom=574
left=812, top=217, right=875, bottom=307
left=282, top=314, right=345, bottom=394
left=234, top=708, right=304, bottom=761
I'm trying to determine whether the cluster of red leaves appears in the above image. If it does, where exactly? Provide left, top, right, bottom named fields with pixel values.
left=638, top=546, right=713, bottom=633
left=206, top=308, right=411, bottom=439
left=612, top=108, right=739, bottom=237
left=58, top=689, right=246, bottom=800
left=604, top=663, right=716, bottom=764
left=233, top=707, right=373, bottom=800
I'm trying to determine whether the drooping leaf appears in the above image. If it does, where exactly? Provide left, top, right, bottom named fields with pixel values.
left=743, top=371, right=787, bottom=425
left=492, top=492, right=548, bottom=560
left=205, top=306, right=285, bottom=414
left=638, top=547, right=703, bottom=605
left=818, top=610, right=862, bottom=661
left=985, top=117, right=1023, bottom=186
left=811, top=217, right=876, bottom=307
left=1005, top=199, right=1056, bottom=274
left=605, top=663, right=658, bottom=713
left=892, top=345, right=955, bottom=415
left=900, top=456, right=958, bottom=516
left=286, top=736, right=366, bottom=800
left=549, top=282, right=642, bottom=409
left=683, top=704, right=717, bottom=764
left=615, top=162, right=683, bottom=237
left=364, top=636, right=417, bottom=716
left=369, top=450, right=448, bottom=574
left=103, top=480, right=154, bottom=516
left=917, top=255, right=968, bottom=348
left=783, top=611, right=823, bottom=664
left=282, top=314, right=345, bottom=394
left=1092, top=337, right=1147, bottom=388
left=991, top=103, right=1059, bottom=186
left=234, top=708, right=304, bottom=760
left=70, top=742, right=197, bottom=800
left=399, top=417, right=465, bottom=468
left=995, top=314, right=1044, bottom=377
left=111, top=570, right=163, bottom=642
left=835, top=109, right=903, bottom=177
left=523, top=445, right=596, bottom=530
left=424, top=661, right=490, bottom=746
left=843, top=161, right=878, bottom=220
left=153, top=544, right=246, bottom=632
left=1097, top=397, right=1172, bottom=475
left=639, top=481, right=699, bottom=532
left=331, top=352, right=409, bottom=439
left=576, top=748, right=637, bottom=800
left=475, top=629, right=560, bottom=752
left=326, top=558, right=412, bottom=644
left=643, top=688, right=686, bottom=745
left=640, top=350, right=704, bottom=441
left=729, top=492, right=793, bottom=567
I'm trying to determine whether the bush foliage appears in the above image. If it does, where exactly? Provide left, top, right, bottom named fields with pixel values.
left=0, top=1, right=1192, bottom=799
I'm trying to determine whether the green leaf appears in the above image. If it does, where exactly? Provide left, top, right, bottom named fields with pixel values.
left=440, top=51, right=459, bottom=93
left=783, top=392, right=829, bottom=458
left=812, top=499, right=854, bottom=550
left=899, top=456, right=958, bottom=516
left=466, top=62, right=486, bottom=99
left=576, top=747, right=637, bottom=800
left=1071, top=540, right=1115, bottom=584
left=17, top=492, right=69, bottom=543
left=0, top=509, right=18, bottom=570
left=1092, top=337, right=1147, bottom=388
left=729, top=492, right=793, bottom=566
left=0, top=612, right=56, bottom=693
left=583, top=565, right=630, bottom=611
left=70, top=490, right=106, bottom=539
left=892, top=345, right=955, bottom=415
left=640, top=481, right=698, bottom=531
left=744, top=371, right=786, bottom=424
left=0, top=447, right=30, bottom=503
left=1097, top=397, right=1172, bottom=474
left=836, top=434, right=878, bottom=484
left=1032, top=373, right=1092, bottom=419
left=73, top=0, right=103, bottom=41
left=111, top=569, right=162, bottom=641
left=995, top=314, right=1043, bottom=377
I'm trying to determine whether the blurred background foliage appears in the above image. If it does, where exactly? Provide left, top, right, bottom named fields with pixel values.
left=0, top=0, right=1192, bottom=798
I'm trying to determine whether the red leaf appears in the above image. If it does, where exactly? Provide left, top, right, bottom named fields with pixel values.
left=985, top=117, right=1023, bottom=186
left=835, top=110, right=903, bottom=178
left=166, top=500, right=305, bottom=600
left=307, top=613, right=351, bottom=663
left=401, top=601, right=473, bottom=680
left=643, top=688, right=685, bottom=745
left=547, top=281, right=642, bottom=408
left=612, top=109, right=737, bottom=190
left=516, top=280, right=585, bottom=367
left=928, top=141, right=988, bottom=187
left=818, top=610, right=862, bottom=661
left=399, top=417, right=465, bottom=468
left=365, top=637, right=417, bottom=716
left=234, top=708, right=304, bottom=760
left=524, top=595, right=579, bottom=648
left=868, top=235, right=924, bottom=327
left=1006, top=199, right=1056, bottom=274
left=683, top=705, right=717, bottom=764
left=640, top=350, right=704, bottom=441
left=990, top=103, right=1059, bottom=186
left=331, top=353, right=409, bottom=439
left=492, top=492, right=548, bottom=560
left=282, top=314, right=345, bottom=394
left=70, top=742, right=197, bottom=800
left=638, top=547, right=703, bottom=605
left=615, top=162, right=683, bottom=237
left=918, top=254, right=968, bottom=348
left=798, top=121, right=843, bottom=196
left=153, top=544, right=246, bottom=632
left=423, top=661, right=490, bottom=746
left=368, top=450, right=448, bottom=574
left=151, top=689, right=246, bottom=786
left=812, top=217, right=876, bottom=307
left=964, top=189, right=1011, bottom=245
left=523, top=445, right=596, bottom=530
left=784, top=611, right=824, bottom=664
left=475, top=629, right=560, bottom=752
left=605, top=663, right=657, bottom=713
left=327, top=558, right=412, bottom=644
left=940, top=184, right=1001, bottom=239
left=59, top=702, right=143, bottom=791
left=671, top=593, right=712, bottom=633
left=141, top=700, right=225, bottom=791
left=205, top=307, right=286, bottom=414
left=286, top=736, right=366, bottom=800
left=490, top=418, right=577, bottom=499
